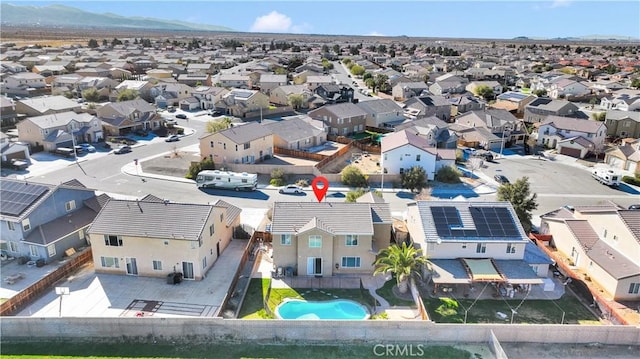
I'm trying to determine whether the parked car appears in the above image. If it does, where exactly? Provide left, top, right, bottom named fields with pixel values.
left=279, top=185, right=303, bottom=194
left=165, top=135, right=180, bottom=142
left=629, top=204, right=640, bottom=210
left=494, top=174, right=510, bottom=184
left=79, top=143, right=96, bottom=152
left=8, top=158, right=29, bottom=170
left=175, top=114, right=187, bottom=119
left=73, top=145, right=84, bottom=155
left=114, top=145, right=132, bottom=154
left=167, top=106, right=176, bottom=113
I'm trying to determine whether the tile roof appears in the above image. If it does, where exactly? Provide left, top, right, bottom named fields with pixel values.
left=271, top=202, right=386, bottom=235
left=214, top=199, right=242, bottom=227
left=356, top=99, right=404, bottom=115
left=24, top=206, right=98, bottom=245
left=381, top=129, right=435, bottom=153
left=17, top=96, right=79, bottom=113
left=104, top=99, right=156, bottom=116
left=217, top=122, right=272, bottom=144
left=542, top=115, right=603, bottom=134
left=313, top=102, right=368, bottom=119
left=618, top=210, right=640, bottom=244
left=88, top=199, right=217, bottom=241
left=263, top=117, right=324, bottom=142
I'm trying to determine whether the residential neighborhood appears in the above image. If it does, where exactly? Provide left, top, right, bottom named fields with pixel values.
left=1, top=2, right=639, bottom=357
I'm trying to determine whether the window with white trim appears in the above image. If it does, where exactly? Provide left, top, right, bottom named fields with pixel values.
left=309, top=235, right=322, bottom=248
left=100, top=256, right=119, bottom=268
left=9, top=241, right=18, bottom=252
left=47, top=244, right=56, bottom=257
left=78, top=229, right=85, bottom=240
left=281, top=234, right=292, bottom=246
left=22, top=218, right=31, bottom=231
left=104, top=235, right=123, bottom=247
left=65, top=200, right=76, bottom=212
left=346, top=235, right=358, bottom=246
left=152, top=260, right=162, bottom=271
left=29, top=245, right=38, bottom=257
left=341, top=257, right=361, bottom=268
left=7, top=221, right=15, bottom=231
left=506, top=243, right=516, bottom=254
left=629, top=283, right=640, bottom=294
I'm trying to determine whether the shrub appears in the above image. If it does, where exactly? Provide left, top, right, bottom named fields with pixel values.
left=185, top=158, right=214, bottom=179
left=341, top=165, right=368, bottom=187
left=435, top=165, right=462, bottom=183
left=622, top=175, right=640, bottom=186
left=270, top=168, right=286, bottom=186
left=295, top=179, right=309, bottom=187
left=400, top=166, right=428, bottom=193
left=346, top=188, right=367, bottom=202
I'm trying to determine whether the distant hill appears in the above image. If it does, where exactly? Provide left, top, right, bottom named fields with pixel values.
left=514, top=35, right=639, bottom=42
left=0, top=3, right=234, bottom=32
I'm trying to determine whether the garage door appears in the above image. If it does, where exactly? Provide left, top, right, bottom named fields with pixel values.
left=559, top=147, right=581, bottom=158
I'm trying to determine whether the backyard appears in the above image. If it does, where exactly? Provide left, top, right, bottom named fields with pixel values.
left=239, top=278, right=378, bottom=319
left=423, top=294, right=601, bottom=324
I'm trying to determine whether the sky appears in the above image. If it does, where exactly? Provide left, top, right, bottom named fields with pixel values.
left=7, top=0, right=640, bottom=39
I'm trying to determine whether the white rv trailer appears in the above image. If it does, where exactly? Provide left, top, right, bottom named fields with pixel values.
left=592, top=168, right=621, bottom=186
left=196, top=170, right=258, bottom=191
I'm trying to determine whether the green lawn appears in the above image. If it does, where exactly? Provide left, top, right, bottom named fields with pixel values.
left=1, top=342, right=473, bottom=359
left=423, top=295, right=600, bottom=324
left=376, top=280, right=416, bottom=307
left=239, top=278, right=379, bottom=319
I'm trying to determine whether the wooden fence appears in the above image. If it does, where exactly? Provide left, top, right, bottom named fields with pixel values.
left=0, top=248, right=93, bottom=316
left=274, top=147, right=327, bottom=161
left=531, top=236, right=629, bottom=325
left=315, top=142, right=352, bottom=170
left=218, top=235, right=258, bottom=318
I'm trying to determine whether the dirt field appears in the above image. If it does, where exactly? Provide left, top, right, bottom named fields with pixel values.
left=321, top=147, right=382, bottom=174
left=141, top=151, right=199, bottom=178
left=502, top=343, right=640, bottom=359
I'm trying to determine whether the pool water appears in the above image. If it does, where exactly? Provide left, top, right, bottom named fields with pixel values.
left=275, top=299, right=369, bottom=320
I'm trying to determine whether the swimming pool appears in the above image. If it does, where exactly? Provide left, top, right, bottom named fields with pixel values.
left=275, top=299, right=369, bottom=320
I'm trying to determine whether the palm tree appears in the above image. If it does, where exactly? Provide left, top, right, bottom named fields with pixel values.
left=374, top=241, right=428, bottom=294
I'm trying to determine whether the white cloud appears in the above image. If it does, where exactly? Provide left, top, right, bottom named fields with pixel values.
left=367, top=31, right=385, bottom=37
left=250, top=11, right=292, bottom=33
left=550, top=0, right=572, bottom=8
left=291, top=23, right=312, bottom=34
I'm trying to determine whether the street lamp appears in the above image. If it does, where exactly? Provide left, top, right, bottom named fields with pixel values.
left=499, top=127, right=510, bottom=160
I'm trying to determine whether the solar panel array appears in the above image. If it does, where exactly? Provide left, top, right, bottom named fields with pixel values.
left=431, top=206, right=520, bottom=239
left=469, top=207, right=520, bottom=238
left=0, top=181, right=50, bottom=217
left=498, top=92, right=528, bottom=101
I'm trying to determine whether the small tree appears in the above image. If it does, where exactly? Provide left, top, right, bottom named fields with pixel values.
left=374, top=242, right=428, bottom=294
left=287, top=94, right=304, bottom=110
left=87, top=39, right=99, bottom=48
left=533, top=89, right=547, bottom=97
left=496, top=176, right=538, bottom=233
left=350, top=65, right=365, bottom=76
left=116, top=89, right=138, bottom=102
left=631, top=78, right=640, bottom=89
left=206, top=117, right=232, bottom=133
left=435, top=165, right=462, bottom=183
left=270, top=168, right=286, bottom=186
left=82, top=88, right=100, bottom=102
left=474, top=85, right=494, bottom=100
left=401, top=166, right=428, bottom=193
left=592, top=112, right=606, bottom=121
left=341, top=165, right=368, bottom=187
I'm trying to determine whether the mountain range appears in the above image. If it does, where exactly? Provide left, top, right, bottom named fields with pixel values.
left=0, top=3, right=234, bottom=32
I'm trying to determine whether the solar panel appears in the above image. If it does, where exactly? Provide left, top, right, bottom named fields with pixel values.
left=431, top=206, right=463, bottom=237
left=469, top=207, right=520, bottom=239
left=0, top=181, right=50, bottom=217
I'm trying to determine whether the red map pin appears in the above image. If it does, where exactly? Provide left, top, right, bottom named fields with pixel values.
left=311, top=176, right=329, bottom=203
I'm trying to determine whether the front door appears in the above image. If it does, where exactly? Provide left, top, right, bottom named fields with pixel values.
left=182, top=261, right=195, bottom=280
left=307, top=257, right=322, bottom=276
left=125, top=257, right=138, bottom=275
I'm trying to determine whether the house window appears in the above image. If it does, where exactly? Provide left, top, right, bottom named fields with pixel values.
left=462, top=243, right=467, bottom=249
left=384, top=153, right=387, bottom=161
left=244, top=143, right=250, bottom=150
left=416, top=154, right=421, bottom=161
left=629, top=283, right=640, bottom=294
left=220, top=213, right=224, bottom=223
left=7, top=222, right=15, bottom=231
left=223, top=143, right=226, bottom=150
left=235, top=144, right=238, bottom=151
left=47, top=244, right=56, bottom=257
left=506, top=243, right=516, bottom=254
left=65, top=200, right=76, bottom=212
left=341, top=257, right=361, bottom=268
left=602, top=229, right=607, bottom=238
left=78, top=229, right=85, bottom=240
left=476, top=243, right=486, bottom=253
left=309, top=235, right=322, bottom=248
left=153, top=260, right=162, bottom=271
left=587, top=133, right=593, bottom=138
left=100, top=256, right=120, bottom=268
left=104, top=235, right=123, bottom=247
left=346, top=235, right=358, bottom=246
left=164, top=240, right=169, bottom=246
left=22, top=218, right=31, bottom=231
left=209, top=224, right=214, bottom=236
left=210, top=141, right=214, bottom=148
left=281, top=234, right=292, bottom=246
left=202, top=257, right=207, bottom=269
left=29, top=245, right=38, bottom=257
left=342, top=128, right=348, bottom=135
left=9, top=241, right=18, bottom=252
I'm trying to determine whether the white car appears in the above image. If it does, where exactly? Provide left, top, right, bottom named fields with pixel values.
left=279, top=185, right=303, bottom=194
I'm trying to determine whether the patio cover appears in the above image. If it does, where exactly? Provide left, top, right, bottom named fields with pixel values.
left=494, top=260, right=544, bottom=285
left=430, top=259, right=472, bottom=284
left=462, top=258, right=504, bottom=282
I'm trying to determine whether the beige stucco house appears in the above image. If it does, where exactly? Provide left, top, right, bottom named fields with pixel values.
left=199, top=122, right=273, bottom=165
left=540, top=203, right=640, bottom=301
left=17, top=111, right=103, bottom=151
left=88, top=198, right=241, bottom=280
left=270, top=201, right=392, bottom=277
